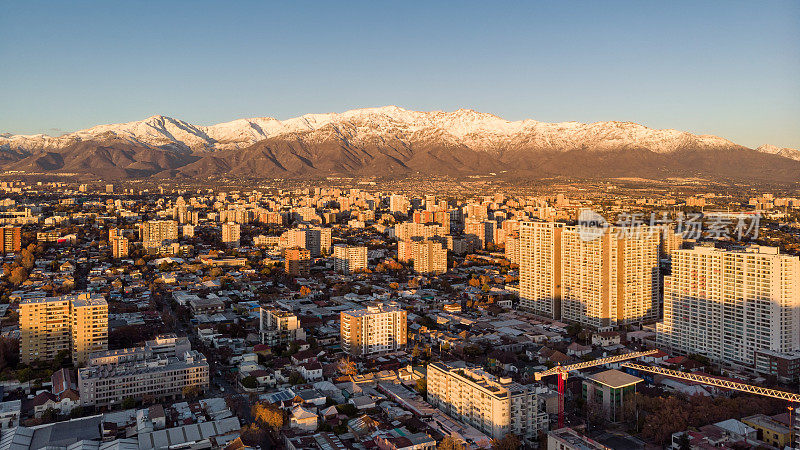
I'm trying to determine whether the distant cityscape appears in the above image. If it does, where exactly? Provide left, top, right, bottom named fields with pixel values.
left=0, top=179, right=794, bottom=450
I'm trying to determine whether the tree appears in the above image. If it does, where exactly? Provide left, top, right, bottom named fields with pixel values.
left=491, top=433, right=521, bottom=450
left=241, top=375, right=258, bottom=389
left=438, top=435, right=464, bottom=450
left=337, top=357, right=357, bottom=376
left=182, top=384, right=201, bottom=399
left=288, top=371, right=306, bottom=385
left=252, top=402, right=285, bottom=429
left=9, top=267, right=27, bottom=285
left=415, top=377, right=427, bottom=396
left=121, top=397, right=136, bottom=409
left=676, top=432, right=691, bottom=450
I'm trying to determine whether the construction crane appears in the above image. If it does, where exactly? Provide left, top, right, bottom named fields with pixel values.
left=534, top=349, right=659, bottom=429
left=622, top=363, right=800, bottom=449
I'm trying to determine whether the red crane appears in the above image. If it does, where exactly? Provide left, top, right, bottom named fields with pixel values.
left=534, top=349, right=659, bottom=429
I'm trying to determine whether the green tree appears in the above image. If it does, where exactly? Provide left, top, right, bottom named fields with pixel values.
left=676, top=432, right=691, bottom=450
left=241, top=375, right=258, bottom=389
left=121, top=397, right=136, bottom=409
left=438, top=435, right=464, bottom=450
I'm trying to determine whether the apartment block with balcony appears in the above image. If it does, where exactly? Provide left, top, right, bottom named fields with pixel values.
left=340, top=304, right=407, bottom=356
left=260, top=308, right=306, bottom=346
left=656, top=245, right=800, bottom=370
left=427, top=361, right=549, bottom=440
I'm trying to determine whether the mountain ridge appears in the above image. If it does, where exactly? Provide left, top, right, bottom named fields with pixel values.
left=1, top=106, right=798, bottom=182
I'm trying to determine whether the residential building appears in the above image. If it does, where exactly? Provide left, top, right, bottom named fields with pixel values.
left=0, top=226, right=21, bottom=254
left=547, top=428, right=609, bottom=450
left=427, top=361, right=549, bottom=440
left=656, top=245, right=800, bottom=369
left=340, top=304, right=407, bottom=356
left=221, top=222, right=241, bottom=246
left=285, top=247, right=311, bottom=276
left=78, top=350, right=209, bottom=407
left=19, top=293, right=108, bottom=365
left=111, top=236, right=129, bottom=258
left=411, top=239, right=448, bottom=275
left=140, top=220, right=179, bottom=248
left=333, top=244, right=368, bottom=274
left=260, top=308, right=306, bottom=346
left=519, top=222, right=660, bottom=328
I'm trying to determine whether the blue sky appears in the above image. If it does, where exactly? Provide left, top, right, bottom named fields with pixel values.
left=1, top=1, right=798, bottom=148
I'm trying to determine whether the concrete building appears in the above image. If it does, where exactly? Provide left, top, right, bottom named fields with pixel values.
left=582, top=369, right=642, bottom=422
left=110, top=236, right=129, bottom=258
left=411, top=239, right=448, bottom=275
left=285, top=247, right=311, bottom=277
left=547, top=428, right=610, bottom=450
left=427, top=361, right=549, bottom=440
left=78, top=350, right=209, bottom=407
left=332, top=244, right=368, bottom=274
left=340, top=304, right=407, bottom=356
left=260, top=308, right=306, bottom=346
left=140, top=220, right=179, bottom=248
left=656, top=245, right=800, bottom=369
left=286, top=226, right=331, bottom=257
left=464, top=219, right=496, bottom=249
left=221, top=222, right=241, bottom=246
left=19, top=293, right=108, bottom=365
left=519, top=222, right=660, bottom=328
left=0, top=226, right=21, bottom=254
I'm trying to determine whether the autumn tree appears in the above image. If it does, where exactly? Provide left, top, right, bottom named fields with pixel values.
left=337, top=357, right=357, bottom=376
left=252, top=402, right=285, bottom=429
left=491, top=433, right=521, bottom=450
left=438, top=435, right=465, bottom=450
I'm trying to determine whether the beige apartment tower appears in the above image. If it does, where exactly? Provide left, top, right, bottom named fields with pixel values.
left=411, top=239, right=448, bottom=275
left=19, top=293, right=108, bottom=365
left=520, top=222, right=660, bottom=328
left=340, top=304, right=407, bottom=356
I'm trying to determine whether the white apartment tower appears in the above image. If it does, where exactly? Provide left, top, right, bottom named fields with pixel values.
left=656, top=246, right=800, bottom=368
left=520, top=222, right=660, bottom=328
left=333, top=244, right=368, bottom=274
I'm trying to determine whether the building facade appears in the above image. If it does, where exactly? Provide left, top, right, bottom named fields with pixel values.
left=285, top=247, right=311, bottom=276
left=656, top=245, right=800, bottom=369
left=260, top=308, right=307, bottom=346
left=340, top=304, right=407, bottom=356
left=427, top=361, right=549, bottom=440
left=0, top=226, right=21, bottom=254
left=332, top=244, right=368, bottom=274
left=519, top=222, right=660, bottom=328
left=19, top=293, right=108, bottom=365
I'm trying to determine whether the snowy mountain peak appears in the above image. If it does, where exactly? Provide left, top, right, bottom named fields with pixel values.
left=0, top=106, right=760, bottom=155
left=756, top=144, right=800, bottom=161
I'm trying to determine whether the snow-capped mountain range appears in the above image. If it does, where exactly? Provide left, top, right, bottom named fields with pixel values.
left=0, top=106, right=755, bottom=154
left=0, top=106, right=797, bottom=181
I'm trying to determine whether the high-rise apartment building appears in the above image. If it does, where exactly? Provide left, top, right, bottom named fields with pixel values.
left=111, top=236, right=129, bottom=258
left=259, top=308, right=307, bottom=346
left=464, top=218, right=496, bottom=249
left=519, top=222, right=660, bottom=328
left=285, top=247, right=311, bottom=277
left=427, top=361, right=549, bottom=440
left=0, top=226, right=21, bottom=254
left=656, top=246, right=800, bottom=369
left=340, top=304, right=407, bottom=356
left=19, top=293, right=108, bottom=365
left=140, top=220, right=179, bottom=247
left=411, top=239, right=448, bottom=274
left=332, top=244, right=368, bottom=274
left=286, top=226, right=331, bottom=257
left=221, top=222, right=241, bottom=246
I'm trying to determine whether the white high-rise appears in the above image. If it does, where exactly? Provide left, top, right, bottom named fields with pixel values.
left=519, top=222, right=660, bottom=328
left=333, top=244, right=368, bottom=274
left=656, top=245, right=800, bottom=368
